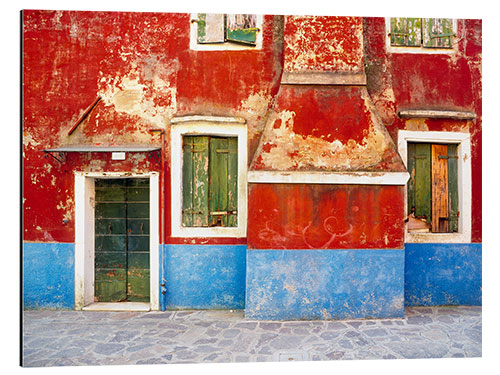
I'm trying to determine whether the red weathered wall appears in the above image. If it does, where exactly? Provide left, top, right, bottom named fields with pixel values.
left=283, top=16, right=364, bottom=73
left=247, top=184, right=405, bottom=249
left=363, top=18, right=482, bottom=242
left=23, top=10, right=283, bottom=243
left=23, top=12, right=481, bottom=247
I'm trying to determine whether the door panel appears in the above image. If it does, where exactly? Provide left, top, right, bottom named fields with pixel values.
left=94, top=178, right=150, bottom=302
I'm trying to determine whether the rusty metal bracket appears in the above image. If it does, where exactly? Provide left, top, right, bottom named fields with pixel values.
left=148, top=149, right=161, bottom=163
left=67, top=97, right=102, bottom=136
left=43, top=150, right=66, bottom=163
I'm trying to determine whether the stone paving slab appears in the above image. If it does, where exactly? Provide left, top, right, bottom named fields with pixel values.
left=22, top=306, right=481, bottom=367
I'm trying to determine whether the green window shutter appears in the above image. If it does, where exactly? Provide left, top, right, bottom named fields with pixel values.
left=227, top=137, right=238, bottom=227
left=390, top=18, right=422, bottom=47
left=447, top=144, right=459, bottom=232
left=197, top=13, right=225, bottom=44
left=412, top=143, right=432, bottom=223
left=226, top=14, right=258, bottom=45
left=182, top=136, right=210, bottom=227
left=423, top=18, right=453, bottom=48
left=209, top=137, right=238, bottom=227
left=407, top=143, right=416, bottom=215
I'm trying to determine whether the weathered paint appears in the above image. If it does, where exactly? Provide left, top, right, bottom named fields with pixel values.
left=23, top=242, right=75, bottom=309
left=23, top=10, right=284, bottom=244
left=22, top=11, right=481, bottom=317
left=250, top=85, right=406, bottom=172
left=284, top=16, right=365, bottom=73
left=250, top=15, right=405, bottom=174
left=404, top=243, right=481, bottom=306
left=248, top=184, right=405, bottom=250
left=245, top=249, right=404, bottom=320
left=363, top=17, right=482, bottom=242
left=160, top=245, right=246, bottom=309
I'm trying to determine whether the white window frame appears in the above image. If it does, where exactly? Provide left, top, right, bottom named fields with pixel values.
left=171, top=116, right=248, bottom=238
left=189, top=13, right=263, bottom=51
left=385, top=17, right=458, bottom=54
left=398, top=130, right=471, bottom=243
left=74, top=171, right=160, bottom=310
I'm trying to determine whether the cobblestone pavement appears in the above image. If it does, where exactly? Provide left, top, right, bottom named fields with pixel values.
left=22, top=306, right=481, bottom=367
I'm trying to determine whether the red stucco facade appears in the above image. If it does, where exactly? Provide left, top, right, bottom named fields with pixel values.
left=22, top=10, right=482, bottom=246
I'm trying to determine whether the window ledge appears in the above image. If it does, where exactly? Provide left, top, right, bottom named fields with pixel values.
left=406, top=231, right=471, bottom=244
left=281, top=71, right=367, bottom=86
left=398, top=109, right=476, bottom=120
left=171, top=115, right=246, bottom=125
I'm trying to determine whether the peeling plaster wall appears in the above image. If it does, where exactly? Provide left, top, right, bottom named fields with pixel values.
left=247, top=184, right=405, bottom=250
left=363, top=17, right=482, bottom=242
left=250, top=85, right=405, bottom=172
left=160, top=245, right=246, bottom=310
left=23, top=10, right=284, bottom=244
left=251, top=16, right=405, bottom=172
left=404, top=243, right=481, bottom=306
left=284, top=16, right=364, bottom=73
left=23, top=243, right=75, bottom=309
left=245, top=249, right=404, bottom=320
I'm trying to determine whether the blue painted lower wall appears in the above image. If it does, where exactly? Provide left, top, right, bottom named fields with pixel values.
left=22, top=241, right=481, bottom=313
left=404, top=243, right=482, bottom=306
left=23, top=242, right=75, bottom=309
left=160, top=244, right=246, bottom=310
left=245, top=249, right=405, bottom=320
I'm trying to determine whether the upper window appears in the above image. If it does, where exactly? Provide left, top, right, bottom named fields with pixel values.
left=387, top=18, right=456, bottom=53
left=190, top=13, right=263, bottom=50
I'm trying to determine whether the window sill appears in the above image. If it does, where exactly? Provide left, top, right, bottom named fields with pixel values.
left=406, top=231, right=471, bottom=244
left=172, top=226, right=246, bottom=238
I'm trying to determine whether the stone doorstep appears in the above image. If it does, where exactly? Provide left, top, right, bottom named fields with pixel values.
left=82, top=302, right=151, bottom=312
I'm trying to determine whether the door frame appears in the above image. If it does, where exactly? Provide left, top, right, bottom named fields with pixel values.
left=74, top=171, right=160, bottom=310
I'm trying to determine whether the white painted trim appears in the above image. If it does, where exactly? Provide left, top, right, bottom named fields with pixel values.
left=149, top=173, right=159, bottom=311
left=189, top=13, right=263, bottom=51
left=385, top=17, right=458, bottom=55
left=74, top=174, right=94, bottom=310
left=247, top=171, right=409, bottom=185
left=397, top=130, right=472, bottom=243
left=74, top=171, right=160, bottom=310
left=171, top=115, right=246, bottom=125
left=171, top=122, right=248, bottom=238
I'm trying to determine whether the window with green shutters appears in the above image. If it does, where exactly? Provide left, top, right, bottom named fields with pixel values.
left=196, top=13, right=259, bottom=46
left=390, top=18, right=454, bottom=49
left=407, top=142, right=458, bottom=233
left=182, top=136, right=238, bottom=227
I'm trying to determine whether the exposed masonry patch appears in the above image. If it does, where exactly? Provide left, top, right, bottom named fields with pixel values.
left=23, top=133, right=41, bottom=148
left=98, top=65, right=177, bottom=129
left=253, top=111, right=391, bottom=171
left=284, top=16, right=364, bottom=73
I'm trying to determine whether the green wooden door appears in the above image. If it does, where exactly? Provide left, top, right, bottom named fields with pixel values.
left=94, top=178, right=150, bottom=302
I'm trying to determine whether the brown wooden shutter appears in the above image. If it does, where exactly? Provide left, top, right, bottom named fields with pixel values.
left=431, top=144, right=449, bottom=232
